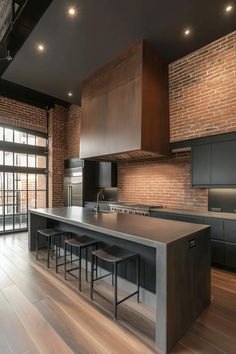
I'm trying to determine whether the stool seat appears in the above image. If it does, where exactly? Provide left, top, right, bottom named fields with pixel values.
left=65, top=235, right=98, bottom=248
left=92, top=245, right=136, bottom=263
left=37, top=228, right=65, bottom=237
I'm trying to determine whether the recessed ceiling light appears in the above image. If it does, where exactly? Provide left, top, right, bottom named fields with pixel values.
left=184, top=28, right=191, bottom=36
left=68, top=92, right=73, bottom=97
left=37, top=43, right=45, bottom=52
left=225, top=4, right=233, bottom=12
left=68, top=7, right=76, bottom=16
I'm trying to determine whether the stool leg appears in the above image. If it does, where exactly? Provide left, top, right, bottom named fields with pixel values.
left=56, top=237, right=59, bottom=273
left=51, top=235, right=55, bottom=259
left=64, top=243, right=67, bottom=280
left=47, top=236, right=51, bottom=268
left=36, top=232, right=39, bottom=260
left=85, top=247, right=88, bottom=282
left=70, top=245, right=73, bottom=264
left=79, top=247, right=82, bottom=291
left=112, top=264, right=114, bottom=286
left=136, top=255, right=140, bottom=303
left=95, top=244, right=98, bottom=278
left=114, top=262, right=118, bottom=320
left=90, top=254, right=95, bottom=300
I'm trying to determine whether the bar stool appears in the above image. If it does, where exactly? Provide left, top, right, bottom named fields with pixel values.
left=90, top=245, right=140, bottom=320
left=36, top=228, right=70, bottom=268
left=64, top=235, right=98, bottom=291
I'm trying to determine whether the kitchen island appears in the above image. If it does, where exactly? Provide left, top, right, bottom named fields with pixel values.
left=29, top=206, right=211, bottom=354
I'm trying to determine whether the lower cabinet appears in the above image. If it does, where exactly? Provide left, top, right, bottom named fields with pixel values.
left=150, top=211, right=236, bottom=269
left=211, top=240, right=225, bottom=265
left=225, top=243, right=236, bottom=268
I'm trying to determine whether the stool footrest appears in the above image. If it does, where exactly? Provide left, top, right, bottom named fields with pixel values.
left=116, top=290, right=138, bottom=305
left=92, top=289, right=114, bottom=305
left=93, top=272, right=113, bottom=282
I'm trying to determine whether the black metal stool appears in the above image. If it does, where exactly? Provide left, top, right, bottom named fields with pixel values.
left=90, top=245, right=140, bottom=320
left=36, top=228, right=70, bottom=268
left=64, top=235, right=98, bottom=291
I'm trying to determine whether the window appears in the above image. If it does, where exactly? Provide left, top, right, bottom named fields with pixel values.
left=0, top=125, right=48, bottom=233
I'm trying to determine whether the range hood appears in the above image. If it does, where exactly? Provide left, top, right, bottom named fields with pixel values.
left=80, top=40, right=169, bottom=161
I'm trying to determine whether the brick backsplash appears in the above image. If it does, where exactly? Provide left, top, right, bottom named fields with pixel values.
left=118, top=153, right=208, bottom=210
left=66, top=104, right=81, bottom=159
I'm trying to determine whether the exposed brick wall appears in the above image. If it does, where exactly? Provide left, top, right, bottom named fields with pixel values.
left=66, top=104, right=81, bottom=159
left=48, top=105, right=68, bottom=208
left=118, top=153, right=208, bottom=209
left=169, top=31, right=236, bottom=142
left=0, top=96, right=47, bottom=133
left=0, top=96, right=68, bottom=208
left=118, top=31, right=236, bottom=210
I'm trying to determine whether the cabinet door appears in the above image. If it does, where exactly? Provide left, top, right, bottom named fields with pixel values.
left=211, top=240, right=225, bottom=265
left=225, top=243, right=236, bottom=268
left=224, top=220, right=236, bottom=243
left=97, top=162, right=117, bottom=188
left=178, top=215, right=205, bottom=225
left=212, top=140, right=236, bottom=185
left=149, top=211, right=178, bottom=220
left=192, top=144, right=211, bottom=186
left=205, top=218, right=224, bottom=240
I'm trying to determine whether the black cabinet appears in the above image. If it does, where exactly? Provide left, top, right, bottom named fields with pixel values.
left=178, top=215, right=205, bottom=224
left=204, top=218, right=224, bottom=241
left=211, top=140, right=236, bottom=186
left=211, top=240, right=225, bottom=265
left=225, top=243, right=236, bottom=268
left=150, top=211, right=179, bottom=220
left=96, top=162, right=117, bottom=188
left=150, top=210, right=236, bottom=269
left=224, top=220, right=236, bottom=243
left=192, top=144, right=211, bottom=186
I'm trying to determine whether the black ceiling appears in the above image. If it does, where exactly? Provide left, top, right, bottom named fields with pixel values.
left=2, top=0, right=236, bottom=105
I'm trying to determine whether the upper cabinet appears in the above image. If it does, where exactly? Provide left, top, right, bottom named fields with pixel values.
left=192, top=139, right=236, bottom=187
left=80, top=40, right=169, bottom=161
left=96, top=162, right=117, bottom=188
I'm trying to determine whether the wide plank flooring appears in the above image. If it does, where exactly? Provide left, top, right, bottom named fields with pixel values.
left=0, top=232, right=236, bottom=353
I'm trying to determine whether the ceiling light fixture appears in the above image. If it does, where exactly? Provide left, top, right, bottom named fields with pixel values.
left=37, top=43, right=45, bottom=52
left=225, top=4, right=233, bottom=12
left=184, top=28, right=191, bottom=36
left=68, top=7, right=76, bottom=16
left=68, top=92, right=73, bottom=97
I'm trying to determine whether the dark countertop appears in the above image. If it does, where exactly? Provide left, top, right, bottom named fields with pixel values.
left=29, top=206, right=209, bottom=247
left=150, top=207, right=236, bottom=221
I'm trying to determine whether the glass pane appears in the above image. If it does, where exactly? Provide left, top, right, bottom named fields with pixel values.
left=36, top=136, right=47, bottom=147
left=0, top=127, right=3, bottom=141
left=28, top=174, right=35, bottom=190
left=28, top=155, right=36, bottom=167
left=15, top=173, right=27, bottom=190
left=28, top=191, right=36, bottom=209
left=15, top=191, right=27, bottom=214
left=14, top=153, right=27, bottom=167
left=5, top=191, right=13, bottom=215
left=36, top=174, right=46, bottom=190
left=0, top=151, right=3, bottom=165
left=14, top=130, right=27, bottom=144
left=36, top=155, right=46, bottom=168
left=5, top=128, right=13, bottom=142
left=14, top=214, right=27, bottom=229
left=5, top=173, right=13, bottom=190
left=0, top=214, right=3, bottom=231
left=28, top=134, right=36, bottom=145
left=0, top=192, right=3, bottom=205
left=5, top=151, right=13, bottom=165
left=0, top=173, right=3, bottom=190
left=5, top=216, right=13, bottom=230
left=37, top=191, right=46, bottom=208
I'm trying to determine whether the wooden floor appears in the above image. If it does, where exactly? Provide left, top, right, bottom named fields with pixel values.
left=0, top=233, right=236, bottom=354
